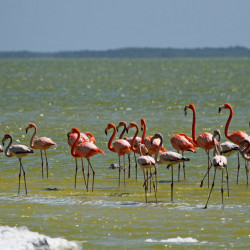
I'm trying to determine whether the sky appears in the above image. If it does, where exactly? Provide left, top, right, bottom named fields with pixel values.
left=0, top=0, right=250, bottom=52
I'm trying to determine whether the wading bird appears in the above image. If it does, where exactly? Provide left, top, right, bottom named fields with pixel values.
left=204, top=130, right=229, bottom=209
left=219, top=103, right=249, bottom=185
left=170, top=133, right=196, bottom=181
left=137, top=144, right=157, bottom=203
left=25, top=123, right=57, bottom=179
left=151, top=133, right=190, bottom=202
left=184, top=104, right=215, bottom=187
left=105, top=123, right=131, bottom=187
left=67, top=131, right=96, bottom=189
left=70, top=128, right=104, bottom=192
left=2, top=134, right=33, bottom=194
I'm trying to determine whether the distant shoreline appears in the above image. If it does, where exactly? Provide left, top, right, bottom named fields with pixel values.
left=1, top=46, right=250, bottom=58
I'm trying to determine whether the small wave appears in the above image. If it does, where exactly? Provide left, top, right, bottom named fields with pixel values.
left=145, top=237, right=198, bottom=243
left=0, top=225, right=81, bottom=250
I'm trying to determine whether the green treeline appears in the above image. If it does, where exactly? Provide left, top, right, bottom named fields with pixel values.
left=0, top=46, right=250, bottom=58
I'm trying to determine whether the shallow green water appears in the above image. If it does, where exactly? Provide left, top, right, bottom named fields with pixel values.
left=0, top=58, right=249, bottom=249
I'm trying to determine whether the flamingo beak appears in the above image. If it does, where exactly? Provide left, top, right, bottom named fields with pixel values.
left=105, top=129, right=108, bottom=135
left=184, top=106, right=188, bottom=116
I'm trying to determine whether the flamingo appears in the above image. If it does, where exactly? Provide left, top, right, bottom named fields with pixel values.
left=204, top=130, right=229, bottom=209
left=137, top=144, right=157, bottom=203
left=170, top=133, right=196, bottom=180
left=184, top=104, right=215, bottom=188
left=2, top=134, right=33, bottom=194
left=25, top=123, right=57, bottom=179
left=141, top=118, right=167, bottom=156
left=151, top=133, right=190, bottom=202
left=105, top=123, right=132, bottom=187
left=219, top=103, right=249, bottom=185
left=0, top=145, right=3, bottom=153
left=219, top=141, right=239, bottom=157
left=70, top=128, right=104, bottom=192
left=239, top=139, right=250, bottom=161
left=67, top=131, right=96, bottom=189
left=117, top=121, right=142, bottom=179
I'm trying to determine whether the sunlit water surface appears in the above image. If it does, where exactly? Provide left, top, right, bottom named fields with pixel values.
left=0, top=58, right=249, bottom=249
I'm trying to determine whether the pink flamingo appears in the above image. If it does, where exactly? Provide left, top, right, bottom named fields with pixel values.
left=239, top=139, right=250, bottom=161
left=70, top=128, right=104, bottom=192
left=2, top=134, right=33, bottom=194
left=25, top=123, right=57, bottom=179
left=141, top=118, right=167, bottom=156
left=170, top=133, right=196, bottom=180
left=204, top=130, right=229, bottom=209
left=105, top=123, right=132, bottom=187
left=67, top=131, right=96, bottom=189
left=151, top=133, right=190, bottom=202
left=184, top=104, right=216, bottom=188
left=219, top=103, right=249, bottom=185
left=117, top=121, right=142, bottom=179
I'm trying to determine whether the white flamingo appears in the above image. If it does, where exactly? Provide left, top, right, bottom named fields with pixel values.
left=151, top=133, right=190, bottom=202
left=204, top=130, right=229, bottom=209
left=2, top=134, right=33, bottom=194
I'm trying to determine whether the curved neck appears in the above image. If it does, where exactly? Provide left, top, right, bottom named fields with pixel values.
left=141, top=119, right=146, bottom=144
left=241, top=140, right=250, bottom=161
left=29, top=125, right=37, bottom=148
left=224, top=106, right=233, bottom=139
left=131, top=125, right=139, bottom=152
left=191, top=106, right=197, bottom=144
left=71, top=131, right=80, bottom=157
left=154, top=135, right=163, bottom=164
left=4, top=135, right=12, bottom=157
left=119, top=125, right=127, bottom=139
left=107, top=125, right=116, bottom=152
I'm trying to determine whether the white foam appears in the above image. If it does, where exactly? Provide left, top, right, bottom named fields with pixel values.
left=146, top=237, right=198, bottom=243
left=0, top=225, right=81, bottom=250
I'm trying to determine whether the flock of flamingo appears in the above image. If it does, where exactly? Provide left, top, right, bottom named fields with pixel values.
left=0, top=103, right=249, bottom=209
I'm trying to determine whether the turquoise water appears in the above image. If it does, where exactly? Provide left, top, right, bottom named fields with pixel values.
left=0, top=58, right=249, bottom=249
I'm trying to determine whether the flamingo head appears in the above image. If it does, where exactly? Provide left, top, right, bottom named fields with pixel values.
left=184, top=104, right=195, bottom=115
left=116, top=121, right=128, bottom=133
left=105, top=123, right=115, bottom=135
left=2, top=133, right=11, bottom=146
left=212, top=129, right=221, bottom=144
left=25, top=123, right=36, bottom=133
left=140, top=118, right=146, bottom=131
left=127, top=122, right=138, bottom=131
left=218, top=103, right=232, bottom=113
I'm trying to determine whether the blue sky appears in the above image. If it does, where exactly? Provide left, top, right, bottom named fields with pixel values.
left=1, top=0, right=250, bottom=52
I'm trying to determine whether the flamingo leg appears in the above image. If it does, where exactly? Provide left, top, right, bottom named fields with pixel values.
left=88, top=159, right=95, bottom=192
left=127, top=153, right=131, bottom=179
left=118, top=155, right=121, bottom=187
left=146, top=170, right=149, bottom=203
left=21, top=160, right=28, bottom=195
left=236, top=152, right=240, bottom=184
left=225, top=165, right=229, bottom=197
left=86, top=161, right=90, bottom=192
left=171, top=165, right=174, bottom=202
left=81, top=157, right=87, bottom=189
left=123, top=155, right=126, bottom=187
left=204, top=168, right=217, bottom=209
left=151, top=169, right=157, bottom=203
left=245, top=160, right=249, bottom=188
left=18, top=160, right=22, bottom=194
left=149, top=169, right=152, bottom=193
left=221, top=169, right=224, bottom=206
left=155, top=166, right=158, bottom=192
left=200, top=164, right=213, bottom=187
left=134, top=152, right=138, bottom=181
left=182, top=151, right=186, bottom=180
left=44, top=150, right=49, bottom=178
left=74, top=158, right=78, bottom=189
left=206, top=150, right=210, bottom=188
left=143, top=170, right=147, bottom=203
left=178, top=163, right=180, bottom=181
left=40, top=150, right=44, bottom=178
